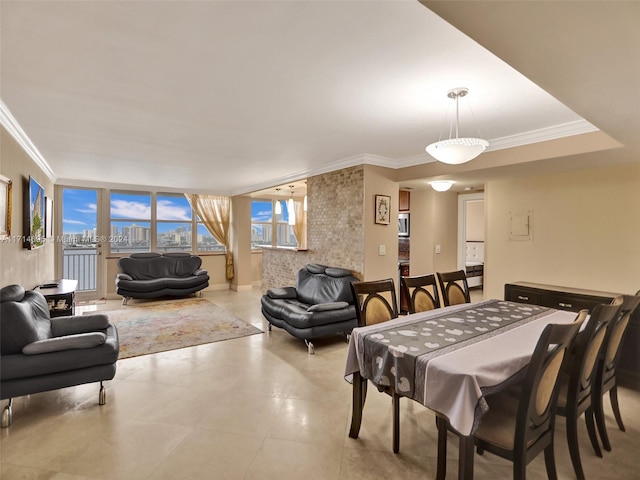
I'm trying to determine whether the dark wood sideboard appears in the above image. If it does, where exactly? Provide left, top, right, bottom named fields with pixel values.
left=505, top=281, right=640, bottom=390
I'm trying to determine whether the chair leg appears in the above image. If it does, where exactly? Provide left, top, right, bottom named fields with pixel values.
left=585, top=407, right=602, bottom=457
left=609, top=385, right=625, bottom=432
left=543, top=443, right=558, bottom=480
left=594, top=392, right=612, bottom=452
left=1, top=399, right=13, bottom=428
left=392, top=392, right=400, bottom=454
left=99, top=382, right=106, bottom=406
left=304, top=339, right=314, bottom=355
left=566, top=414, right=585, bottom=480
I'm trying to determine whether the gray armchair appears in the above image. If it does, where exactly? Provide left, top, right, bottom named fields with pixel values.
left=0, top=284, right=119, bottom=427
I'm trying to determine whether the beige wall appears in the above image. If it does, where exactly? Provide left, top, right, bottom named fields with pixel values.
left=485, top=163, right=640, bottom=299
left=0, top=126, right=55, bottom=289
left=408, top=188, right=459, bottom=277
left=362, top=165, right=399, bottom=281
left=231, top=195, right=253, bottom=291
left=465, top=199, right=484, bottom=242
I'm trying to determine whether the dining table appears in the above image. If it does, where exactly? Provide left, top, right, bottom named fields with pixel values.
left=344, top=299, right=578, bottom=480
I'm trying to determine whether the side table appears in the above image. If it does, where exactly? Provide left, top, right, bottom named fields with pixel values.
left=35, top=279, right=78, bottom=318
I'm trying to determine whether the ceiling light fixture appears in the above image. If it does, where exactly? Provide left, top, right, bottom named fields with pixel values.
left=274, top=188, right=282, bottom=215
left=287, top=185, right=296, bottom=225
left=426, top=87, right=488, bottom=165
left=430, top=180, right=455, bottom=192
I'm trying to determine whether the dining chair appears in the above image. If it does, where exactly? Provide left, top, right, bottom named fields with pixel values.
left=436, top=318, right=581, bottom=480
left=436, top=270, right=471, bottom=306
left=349, top=278, right=401, bottom=453
left=400, top=274, right=441, bottom=314
left=556, top=304, right=620, bottom=480
left=593, top=292, right=640, bottom=453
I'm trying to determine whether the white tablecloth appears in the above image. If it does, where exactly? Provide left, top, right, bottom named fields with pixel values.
left=344, top=301, right=577, bottom=436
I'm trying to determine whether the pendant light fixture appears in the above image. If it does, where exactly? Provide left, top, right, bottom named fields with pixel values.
left=274, top=188, right=282, bottom=215
left=426, top=87, right=488, bottom=165
left=287, top=185, right=296, bottom=226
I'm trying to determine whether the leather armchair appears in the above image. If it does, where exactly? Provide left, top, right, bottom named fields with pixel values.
left=0, top=284, right=119, bottom=427
left=261, top=264, right=359, bottom=354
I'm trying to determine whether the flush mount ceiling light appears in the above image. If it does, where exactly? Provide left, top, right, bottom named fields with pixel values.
left=430, top=180, right=455, bottom=192
left=426, top=88, right=489, bottom=165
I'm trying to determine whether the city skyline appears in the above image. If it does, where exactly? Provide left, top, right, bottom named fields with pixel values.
left=62, top=190, right=287, bottom=234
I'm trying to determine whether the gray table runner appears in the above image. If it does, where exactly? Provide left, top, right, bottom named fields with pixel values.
left=358, top=300, right=551, bottom=404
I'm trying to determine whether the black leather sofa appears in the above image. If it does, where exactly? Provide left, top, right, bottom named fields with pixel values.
left=261, top=264, right=359, bottom=353
left=0, top=284, right=119, bottom=427
left=115, top=252, right=209, bottom=304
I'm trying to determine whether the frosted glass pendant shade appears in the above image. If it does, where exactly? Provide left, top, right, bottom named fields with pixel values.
left=426, top=138, right=489, bottom=165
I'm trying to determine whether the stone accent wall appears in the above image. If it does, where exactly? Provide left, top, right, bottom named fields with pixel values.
left=262, top=166, right=365, bottom=291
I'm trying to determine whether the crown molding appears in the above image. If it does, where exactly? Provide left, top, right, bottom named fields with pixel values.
left=232, top=153, right=398, bottom=196
left=485, top=119, right=599, bottom=151
left=0, top=99, right=56, bottom=183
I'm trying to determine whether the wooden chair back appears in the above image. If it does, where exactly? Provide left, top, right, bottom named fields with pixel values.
left=350, top=279, right=399, bottom=327
left=436, top=270, right=471, bottom=306
left=400, top=274, right=440, bottom=313
left=517, top=321, right=580, bottom=446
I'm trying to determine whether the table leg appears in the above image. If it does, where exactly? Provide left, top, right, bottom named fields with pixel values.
left=349, top=372, right=364, bottom=438
left=436, top=416, right=447, bottom=480
left=458, top=434, right=474, bottom=480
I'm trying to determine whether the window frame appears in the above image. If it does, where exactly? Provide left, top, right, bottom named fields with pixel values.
left=108, top=190, right=225, bottom=255
left=251, top=198, right=298, bottom=250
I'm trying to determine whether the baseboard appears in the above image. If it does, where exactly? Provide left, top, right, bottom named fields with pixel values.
left=231, top=284, right=254, bottom=292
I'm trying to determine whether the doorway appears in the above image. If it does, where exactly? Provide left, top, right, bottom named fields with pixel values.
left=56, top=187, right=105, bottom=301
left=457, top=192, right=485, bottom=292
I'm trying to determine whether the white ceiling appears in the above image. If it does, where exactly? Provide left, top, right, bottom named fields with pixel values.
left=1, top=1, right=635, bottom=196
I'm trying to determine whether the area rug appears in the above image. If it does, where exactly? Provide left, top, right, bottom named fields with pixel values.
left=91, top=298, right=263, bottom=359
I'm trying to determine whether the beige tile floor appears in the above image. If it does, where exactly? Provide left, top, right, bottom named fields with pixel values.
left=1, top=288, right=639, bottom=479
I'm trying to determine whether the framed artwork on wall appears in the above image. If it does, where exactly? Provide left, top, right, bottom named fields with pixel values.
left=0, top=174, right=12, bottom=238
left=24, top=176, right=45, bottom=249
left=375, top=194, right=391, bottom=225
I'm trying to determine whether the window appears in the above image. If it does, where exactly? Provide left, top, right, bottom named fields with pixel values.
left=109, top=191, right=224, bottom=254
left=251, top=199, right=297, bottom=248
left=110, top=192, right=151, bottom=253
left=251, top=200, right=273, bottom=248
left=196, top=222, right=224, bottom=252
left=157, top=194, right=192, bottom=252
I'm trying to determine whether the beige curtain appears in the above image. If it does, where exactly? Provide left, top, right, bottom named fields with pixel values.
left=185, top=194, right=234, bottom=281
left=292, top=199, right=306, bottom=249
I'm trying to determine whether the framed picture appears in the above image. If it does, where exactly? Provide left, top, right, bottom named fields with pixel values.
left=45, top=196, right=54, bottom=238
left=0, top=174, right=11, bottom=238
left=375, top=194, right=391, bottom=225
left=24, top=176, right=45, bottom=249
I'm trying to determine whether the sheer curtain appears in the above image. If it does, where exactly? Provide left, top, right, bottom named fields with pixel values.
left=292, top=199, right=306, bottom=249
left=185, top=194, right=234, bottom=281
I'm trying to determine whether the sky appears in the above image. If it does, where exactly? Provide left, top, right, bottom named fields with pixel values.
left=62, top=189, right=284, bottom=234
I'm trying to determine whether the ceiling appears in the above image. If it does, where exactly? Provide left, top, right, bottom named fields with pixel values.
left=1, top=1, right=637, bottom=196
